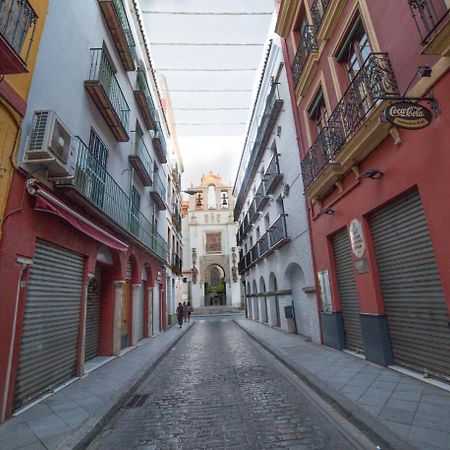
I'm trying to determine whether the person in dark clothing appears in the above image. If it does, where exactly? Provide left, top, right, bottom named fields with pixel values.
left=176, top=303, right=184, bottom=328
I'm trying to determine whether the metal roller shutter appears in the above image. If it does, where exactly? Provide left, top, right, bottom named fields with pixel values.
left=135, top=284, right=144, bottom=341
left=85, top=267, right=102, bottom=361
left=152, top=283, right=160, bottom=335
left=332, top=229, right=364, bottom=353
left=369, top=189, right=450, bottom=380
left=14, top=240, right=84, bottom=410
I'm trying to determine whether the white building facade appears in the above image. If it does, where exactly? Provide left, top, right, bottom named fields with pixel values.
left=234, top=34, right=320, bottom=343
left=182, top=174, right=241, bottom=309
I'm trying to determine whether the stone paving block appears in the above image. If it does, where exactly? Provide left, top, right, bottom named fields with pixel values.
left=1, top=423, right=38, bottom=450
left=421, top=394, right=450, bottom=407
left=14, top=442, right=47, bottom=450
left=391, top=389, right=423, bottom=402
left=385, top=398, right=419, bottom=412
left=378, top=407, right=416, bottom=425
left=27, top=414, right=70, bottom=441
left=409, top=425, right=450, bottom=449
left=57, top=406, right=90, bottom=428
left=378, top=419, right=411, bottom=439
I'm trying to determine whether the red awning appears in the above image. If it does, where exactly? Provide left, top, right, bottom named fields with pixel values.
left=34, top=192, right=128, bottom=252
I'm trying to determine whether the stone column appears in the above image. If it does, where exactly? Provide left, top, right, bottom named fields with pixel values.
left=113, top=281, right=125, bottom=355
left=131, top=283, right=142, bottom=345
left=147, top=287, right=154, bottom=336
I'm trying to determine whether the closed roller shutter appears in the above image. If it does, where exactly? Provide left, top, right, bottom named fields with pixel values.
left=14, top=240, right=84, bottom=410
left=135, top=284, right=144, bottom=341
left=85, top=267, right=102, bottom=361
left=152, top=283, right=160, bottom=335
left=369, top=189, right=450, bottom=380
left=332, top=229, right=364, bottom=353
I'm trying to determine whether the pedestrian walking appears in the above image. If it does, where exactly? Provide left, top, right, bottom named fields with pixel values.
left=176, top=303, right=184, bottom=328
left=183, top=301, right=188, bottom=322
left=187, top=301, right=193, bottom=322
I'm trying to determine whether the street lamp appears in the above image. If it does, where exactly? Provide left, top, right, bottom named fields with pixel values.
left=183, top=189, right=198, bottom=195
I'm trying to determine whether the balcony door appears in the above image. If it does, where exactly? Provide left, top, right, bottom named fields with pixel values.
left=87, top=129, right=108, bottom=209
left=129, top=186, right=140, bottom=237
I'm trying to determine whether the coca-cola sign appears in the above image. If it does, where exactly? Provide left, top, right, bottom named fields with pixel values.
left=384, top=101, right=432, bottom=130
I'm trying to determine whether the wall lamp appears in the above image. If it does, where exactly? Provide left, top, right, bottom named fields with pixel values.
left=418, top=65, right=432, bottom=78
left=358, top=168, right=384, bottom=180
left=319, top=207, right=335, bottom=215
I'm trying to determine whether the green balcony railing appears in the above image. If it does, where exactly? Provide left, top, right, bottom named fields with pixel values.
left=0, top=0, right=37, bottom=62
left=110, top=0, right=136, bottom=58
left=136, top=68, right=157, bottom=121
left=132, top=133, right=153, bottom=183
left=64, top=137, right=167, bottom=260
left=87, top=47, right=130, bottom=133
left=152, top=170, right=166, bottom=204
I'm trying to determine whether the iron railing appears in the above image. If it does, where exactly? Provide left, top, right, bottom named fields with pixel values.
left=408, top=0, right=449, bottom=44
left=249, top=198, right=258, bottom=223
left=250, top=244, right=259, bottom=264
left=311, top=0, right=332, bottom=33
left=152, top=170, right=166, bottom=204
left=291, top=25, right=319, bottom=87
left=255, top=182, right=268, bottom=212
left=65, top=137, right=167, bottom=260
left=109, top=0, right=136, bottom=58
left=88, top=48, right=130, bottom=133
left=170, top=252, right=182, bottom=272
left=269, top=215, right=288, bottom=248
left=264, top=154, right=282, bottom=194
left=243, top=213, right=250, bottom=233
left=152, top=122, right=168, bottom=158
left=0, top=0, right=37, bottom=62
left=258, top=233, right=269, bottom=256
left=301, top=53, right=399, bottom=190
left=172, top=204, right=182, bottom=226
left=132, top=133, right=153, bottom=182
left=136, top=68, right=157, bottom=119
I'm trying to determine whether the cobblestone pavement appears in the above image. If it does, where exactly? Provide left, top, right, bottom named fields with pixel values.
left=89, top=319, right=361, bottom=449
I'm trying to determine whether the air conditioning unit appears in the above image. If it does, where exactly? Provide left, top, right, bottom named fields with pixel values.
left=24, top=110, right=76, bottom=178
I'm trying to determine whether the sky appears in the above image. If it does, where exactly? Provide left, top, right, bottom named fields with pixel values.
left=141, top=0, right=275, bottom=189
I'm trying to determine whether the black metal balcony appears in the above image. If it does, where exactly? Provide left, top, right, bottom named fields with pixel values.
left=249, top=198, right=258, bottom=223
left=0, top=0, right=37, bottom=74
left=243, top=212, right=251, bottom=235
left=311, top=0, right=332, bottom=34
left=250, top=244, right=259, bottom=264
left=255, top=182, right=269, bottom=212
left=291, top=25, right=319, bottom=88
left=268, top=215, right=289, bottom=250
left=238, top=259, right=245, bottom=275
left=234, top=82, right=284, bottom=220
left=170, top=252, right=182, bottom=274
left=408, top=0, right=450, bottom=53
left=172, top=204, right=182, bottom=230
left=258, top=233, right=270, bottom=258
left=244, top=251, right=251, bottom=269
left=301, top=53, right=399, bottom=191
left=264, top=155, right=283, bottom=195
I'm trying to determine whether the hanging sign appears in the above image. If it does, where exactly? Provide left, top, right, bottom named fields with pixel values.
left=384, top=101, right=432, bottom=130
left=349, top=219, right=366, bottom=258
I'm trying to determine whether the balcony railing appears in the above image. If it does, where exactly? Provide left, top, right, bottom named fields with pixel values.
left=250, top=244, right=259, bottom=263
left=258, top=233, right=269, bottom=257
left=408, top=0, right=450, bottom=50
left=255, top=182, right=269, bottom=212
left=151, top=122, right=168, bottom=163
left=150, top=171, right=166, bottom=210
left=301, top=53, right=399, bottom=190
left=84, top=48, right=130, bottom=142
left=249, top=198, right=258, bottom=223
left=311, top=0, right=332, bottom=34
left=170, top=252, right=182, bottom=273
left=0, top=0, right=37, bottom=74
left=234, top=82, right=283, bottom=220
left=129, top=133, right=153, bottom=186
left=98, top=0, right=136, bottom=71
left=172, top=204, right=182, bottom=229
left=268, top=215, right=289, bottom=250
left=264, top=155, right=283, bottom=195
left=291, top=25, right=319, bottom=88
left=58, top=137, right=167, bottom=260
left=135, top=68, right=157, bottom=130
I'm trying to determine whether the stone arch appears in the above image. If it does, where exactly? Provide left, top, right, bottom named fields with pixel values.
left=284, top=262, right=309, bottom=336
left=204, top=263, right=226, bottom=306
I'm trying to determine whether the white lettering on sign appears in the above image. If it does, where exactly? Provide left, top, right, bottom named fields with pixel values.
left=349, top=219, right=366, bottom=258
left=390, top=105, right=425, bottom=118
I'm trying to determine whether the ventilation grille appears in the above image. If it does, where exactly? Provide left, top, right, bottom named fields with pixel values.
left=28, top=111, right=49, bottom=152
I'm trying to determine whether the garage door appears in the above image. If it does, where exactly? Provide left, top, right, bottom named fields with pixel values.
left=332, top=229, right=364, bottom=353
left=369, top=189, right=450, bottom=380
left=14, top=240, right=84, bottom=409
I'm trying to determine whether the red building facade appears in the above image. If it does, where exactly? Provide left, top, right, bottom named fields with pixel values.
left=276, top=0, right=450, bottom=380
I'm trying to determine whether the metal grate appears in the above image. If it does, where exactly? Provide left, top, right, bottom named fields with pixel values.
left=29, top=111, right=49, bottom=151
left=125, top=394, right=150, bottom=408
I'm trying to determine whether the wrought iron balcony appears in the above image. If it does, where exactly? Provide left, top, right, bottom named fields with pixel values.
left=408, top=0, right=450, bottom=54
left=172, top=204, right=182, bottom=230
left=57, top=137, right=167, bottom=261
left=264, top=155, right=283, bottom=195
left=255, top=182, right=269, bottom=212
left=268, top=215, right=289, bottom=250
left=243, top=212, right=251, bottom=235
left=291, top=25, right=319, bottom=89
left=170, top=252, right=182, bottom=274
left=84, top=48, right=130, bottom=142
left=98, top=0, right=136, bottom=71
left=249, top=198, right=258, bottom=223
left=151, top=122, right=168, bottom=163
left=129, top=133, right=153, bottom=186
left=250, top=244, right=259, bottom=264
left=311, top=0, right=331, bottom=33
left=238, top=259, right=245, bottom=275
left=234, top=82, right=283, bottom=220
left=301, top=53, right=399, bottom=194
left=244, top=251, right=251, bottom=269
left=150, top=170, right=166, bottom=210
left=0, top=0, right=37, bottom=74
left=258, top=233, right=270, bottom=258
left=135, top=68, right=157, bottom=130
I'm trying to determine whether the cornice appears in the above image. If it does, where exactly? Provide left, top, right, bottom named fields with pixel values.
left=275, top=0, right=299, bottom=37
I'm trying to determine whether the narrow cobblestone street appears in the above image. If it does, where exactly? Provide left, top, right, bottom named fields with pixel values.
left=89, top=318, right=368, bottom=449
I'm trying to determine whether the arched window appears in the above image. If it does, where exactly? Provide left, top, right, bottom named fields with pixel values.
left=208, top=185, right=216, bottom=209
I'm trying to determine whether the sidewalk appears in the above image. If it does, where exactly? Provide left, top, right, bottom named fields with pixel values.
left=0, top=322, right=194, bottom=450
left=235, top=318, right=450, bottom=450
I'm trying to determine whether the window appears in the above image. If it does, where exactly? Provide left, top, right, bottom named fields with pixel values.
left=208, top=185, right=216, bottom=209
left=308, top=90, right=328, bottom=139
left=89, top=128, right=109, bottom=166
left=87, top=129, right=109, bottom=208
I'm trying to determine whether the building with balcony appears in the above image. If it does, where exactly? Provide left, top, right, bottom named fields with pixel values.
left=234, top=30, right=320, bottom=342
left=0, top=0, right=46, bottom=242
left=276, top=0, right=450, bottom=382
left=182, top=173, right=241, bottom=308
left=0, top=0, right=171, bottom=421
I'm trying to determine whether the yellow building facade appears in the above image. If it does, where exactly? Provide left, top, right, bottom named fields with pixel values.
left=0, top=0, right=48, bottom=239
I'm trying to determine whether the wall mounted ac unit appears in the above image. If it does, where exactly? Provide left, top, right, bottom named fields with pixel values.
left=24, top=110, right=76, bottom=178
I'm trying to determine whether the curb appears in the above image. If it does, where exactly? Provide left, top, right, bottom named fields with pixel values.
left=57, top=322, right=196, bottom=450
left=233, top=319, right=416, bottom=450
